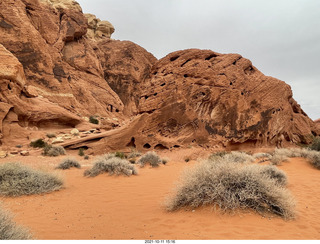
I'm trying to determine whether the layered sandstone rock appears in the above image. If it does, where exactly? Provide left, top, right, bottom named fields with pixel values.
left=0, top=0, right=318, bottom=151
left=85, top=14, right=115, bottom=40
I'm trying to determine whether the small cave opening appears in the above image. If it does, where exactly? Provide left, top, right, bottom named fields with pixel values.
left=154, top=144, right=169, bottom=150
left=230, top=82, right=233, bottom=85
left=7, top=83, right=12, bottom=90
left=170, top=55, right=179, bottom=62
left=205, top=53, right=217, bottom=61
left=126, top=137, right=136, bottom=148
left=160, top=83, right=166, bottom=87
left=115, top=109, right=119, bottom=113
left=312, top=131, right=317, bottom=136
left=154, top=93, right=158, bottom=96
left=143, top=143, right=151, bottom=149
left=241, top=91, right=244, bottom=95
left=173, top=145, right=180, bottom=148
left=184, top=74, right=189, bottom=78
left=144, top=95, right=149, bottom=100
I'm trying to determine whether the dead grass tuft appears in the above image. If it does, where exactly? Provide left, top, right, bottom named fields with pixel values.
left=0, top=162, right=63, bottom=197
left=165, top=159, right=295, bottom=219
left=0, top=206, right=32, bottom=240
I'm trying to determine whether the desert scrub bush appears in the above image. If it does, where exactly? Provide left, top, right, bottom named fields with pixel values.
left=78, top=148, right=85, bottom=156
left=137, top=151, right=162, bottom=167
left=165, top=160, right=295, bottom=219
left=84, top=155, right=89, bottom=160
left=56, top=158, right=81, bottom=170
left=256, top=165, right=288, bottom=186
left=30, top=138, right=47, bottom=148
left=42, top=144, right=66, bottom=157
left=0, top=162, right=63, bottom=197
left=84, top=156, right=138, bottom=177
left=89, top=116, right=99, bottom=125
left=208, top=151, right=254, bottom=164
left=115, top=151, right=126, bottom=159
left=162, top=157, right=169, bottom=165
left=270, top=154, right=289, bottom=165
left=127, top=149, right=141, bottom=159
left=310, top=137, right=320, bottom=151
left=0, top=206, right=32, bottom=240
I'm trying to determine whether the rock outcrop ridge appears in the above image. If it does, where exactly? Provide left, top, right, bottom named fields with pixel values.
left=0, top=0, right=318, bottom=151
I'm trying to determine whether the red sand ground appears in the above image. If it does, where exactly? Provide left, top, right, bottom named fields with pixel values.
left=1, top=151, right=320, bottom=240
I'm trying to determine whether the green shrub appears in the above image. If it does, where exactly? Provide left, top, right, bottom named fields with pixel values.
left=84, top=156, right=138, bottom=177
left=30, top=139, right=47, bottom=148
left=78, top=148, right=85, bottom=156
left=56, top=158, right=81, bottom=170
left=0, top=162, right=63, bottom=197
left=209, top=151, right=228, bottom=160
left=165, top=160, right=295, bottom=219
left=0, top=206, right=32, bottom=240
left=137, top=151, right=162, bottom=167
left=84, top=155, right=89, bottom=160
left=310, top=137, right=320, bottom=151
left=89, top=116, right=99, bottom=124
left=115, top=151, right=126, bottom=159
left=43, top=145, right=66, bottom=157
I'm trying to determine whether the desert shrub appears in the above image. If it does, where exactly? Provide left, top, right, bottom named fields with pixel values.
left=310, top=137, right=320, bottom=151
left=84, top=157, right=138, bottom=177
left=30, top=139, right=47, bottom=148
left=89, top=116, right=99, bottom=125
left=253, top=152, right=272, bottom=159
left=137, top=151, right=162, bottom=167
left=209, top=151, right=228, bottom=160
left=0, top=206, right=32, bottom=240
left=257, top=165, right=287, bottom=186
left=162, top=157, right=169, bottom=165
left=56, top=158, right=81, bottom=170
left=78, top=148, right=85, bottom=156
left=115, top=151, right=126, bottom=159
left=127, top=149, right=141, bottom=159
left=304, top=150, right=320, bottom=169
left=165, top=160, right=295, bottom=219
left=46, top=133, right=56, bottom=138
left=42, top=144, right=66, bottom=157
left=84, top=155, right=89, bottom=160
left=208, top=151, right=254, bottom=164
left=0, top=162, right=63, bottom=197
left=270, top=154, right=289, bottom=165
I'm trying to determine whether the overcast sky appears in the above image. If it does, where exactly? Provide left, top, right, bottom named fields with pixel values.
left=77, top=0, right=320, bottom=120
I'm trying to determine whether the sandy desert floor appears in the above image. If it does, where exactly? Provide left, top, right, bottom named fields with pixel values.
left=1, top=149, right=320, bottom=240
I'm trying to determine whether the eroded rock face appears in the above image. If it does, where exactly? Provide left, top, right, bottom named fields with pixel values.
left=85, top=14, right=115, bottom=40
left=128, top=49, right=319, bottom=150
left=0, top=44, right=81, bottom=146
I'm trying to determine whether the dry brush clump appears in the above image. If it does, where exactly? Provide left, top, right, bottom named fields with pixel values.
left=209, top=151, right=254, bottom=163
left=0, top=162, right=63, bottom=197
left=0, top=206, right=32, bottom=240
left=165, top=159, right=295, bottom=219
left=56, top=158, right=81, bottom=170
left=270, top=148, right=320, bottom=169
left=42, top=144, right=66, bottom=157
left=137, top=151, right=163, bottom=167
left=84, top=156, right=138, bottom=177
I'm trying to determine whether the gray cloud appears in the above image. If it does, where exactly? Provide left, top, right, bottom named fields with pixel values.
left=77, top=0, right=320, bottom=120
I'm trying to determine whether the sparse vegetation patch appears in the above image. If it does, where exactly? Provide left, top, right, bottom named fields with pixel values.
left=137, top=151, right=162, bottom=167
left=84, top=156, right=138, bottom=177
left=30, top=139, right=47, bottom=148
left=0, top=162, right=63, bottom=196
left=0, top=206, right=32, bottom=240
left=56, top=158, right=81, bottom=170
left=43, top=144, right=66, bottom=157
left=165, top=159, right=295, bottom=219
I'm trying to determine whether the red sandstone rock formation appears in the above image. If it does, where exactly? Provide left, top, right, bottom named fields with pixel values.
left=0, top=0, right=318, bottom=152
